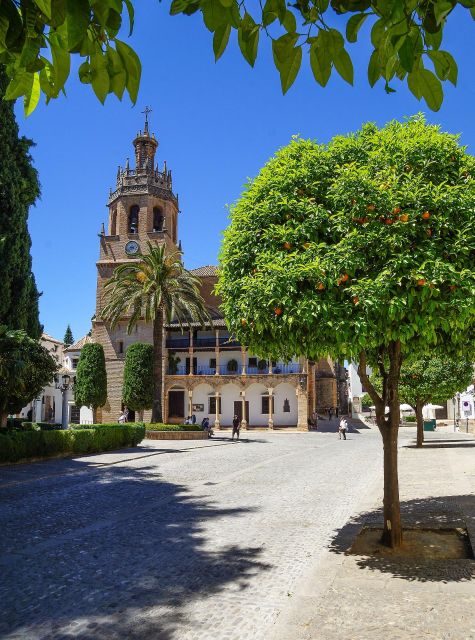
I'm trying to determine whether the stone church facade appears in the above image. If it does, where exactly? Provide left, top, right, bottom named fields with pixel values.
left=92, top=117, right=346, bottom=428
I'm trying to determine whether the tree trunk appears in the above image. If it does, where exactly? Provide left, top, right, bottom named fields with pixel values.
left=415, top=400, right=424, bottom=447
left=152, top=308, right=164, bottom=423
left=0, top=412, right=7, bottom=429
left=138, top=409, right=144, bottom=422
left=358, top=341, right=403, bottom=548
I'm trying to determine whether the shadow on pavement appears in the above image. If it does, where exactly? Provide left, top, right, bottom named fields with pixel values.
left=327, top=495, right=475, bottom=583
left=405, top=442, right=475, bottom=449
left=0, top=459, right=271, bottom=639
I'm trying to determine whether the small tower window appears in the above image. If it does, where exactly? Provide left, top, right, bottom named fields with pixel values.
left=129, top=205, right=139, bottom=234
left=153, top=207, right=164, bottom=232
left=110, top=208, right=117, bottom=235
left=283, top=398, right=290, bottom=413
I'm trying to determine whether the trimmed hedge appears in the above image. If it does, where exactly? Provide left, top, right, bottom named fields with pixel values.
left=146, top=423, right=204, bottom=432
left=0, top=424, right=145, bottom=464
left=404, top=416, right=417, bottom=422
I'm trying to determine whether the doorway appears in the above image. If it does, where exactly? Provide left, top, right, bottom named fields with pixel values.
left=233, top=400, right=249, bottom=423
left=169, top=390, right=185, bottom=419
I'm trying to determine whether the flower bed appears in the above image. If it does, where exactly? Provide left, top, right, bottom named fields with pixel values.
left=0, top=423, right=145, bottom=464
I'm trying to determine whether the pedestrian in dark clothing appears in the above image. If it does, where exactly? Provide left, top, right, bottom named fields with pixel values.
left=232, top=415, right=241, bottom=440
left=191, top=414, right=196, bottom=425
left=328, top=407, right=333, bottom=420
left=335, top=407, right=339, bottom=418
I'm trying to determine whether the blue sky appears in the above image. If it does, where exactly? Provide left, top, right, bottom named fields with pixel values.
left=15, top=4, right=475, bottom=342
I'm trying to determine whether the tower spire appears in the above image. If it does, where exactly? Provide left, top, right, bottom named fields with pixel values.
left=142, top=105, right=152, bottom=135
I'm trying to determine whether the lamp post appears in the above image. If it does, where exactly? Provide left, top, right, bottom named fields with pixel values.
left=54, top=373, right=75, bottom=430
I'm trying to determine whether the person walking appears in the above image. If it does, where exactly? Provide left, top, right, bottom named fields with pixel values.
left=232, top=414, right=241, bottom=440
left=338, top=417, right=348, bottom=440
left=328, top=407, right=333, bottom=420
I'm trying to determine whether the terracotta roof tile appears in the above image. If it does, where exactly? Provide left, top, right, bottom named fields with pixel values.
left=190, top=265, right=218, bottom=277
left=64, top=335, right=92, bottom=352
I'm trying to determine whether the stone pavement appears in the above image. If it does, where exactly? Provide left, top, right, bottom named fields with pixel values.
left=1, top=426, right=474, bottom=639
left=0, top=425, right=381, bottom=640
left=271, top=429, right=475, bottom=640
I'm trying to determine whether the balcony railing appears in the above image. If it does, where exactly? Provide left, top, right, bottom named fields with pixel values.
left=194, top=337, right=216, bottom=348
left=166, top=337, right=190, bottom=349
left=167, top=362, right=303, bottom=376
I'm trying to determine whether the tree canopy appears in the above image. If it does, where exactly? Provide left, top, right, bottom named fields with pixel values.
left=74, top=343, right=107, bottom=411
left=0, top=326, right=57, bottom=427
left=1, top=0, right=473, bottom=114
left=0, top=66, right=42, bottom=338
left=218, top=116, right=475, bottom=366
left=122, top=342, right=154, bottom=416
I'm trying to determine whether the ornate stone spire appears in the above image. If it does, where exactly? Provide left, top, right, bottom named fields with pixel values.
left=133, top=106, right=158, bottom=172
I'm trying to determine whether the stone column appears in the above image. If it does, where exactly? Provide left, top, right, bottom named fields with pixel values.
left=188, top=329, right=194, bottom=376
left=241, top=390, right=248, bottom=430
left=268, top=387, right=274, bottom=430
left=188, top=389, right=193, bottom=419
left=215, top=329, right=220, bottom=375
left=241, top=346, right=247, bottom=375
left=296, top=386, right=309, bottom=431
left=214, top=391, right=221, bottom=430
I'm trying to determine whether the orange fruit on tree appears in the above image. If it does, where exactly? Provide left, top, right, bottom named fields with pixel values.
left=340, top=273, right=349, bottom=282
left=422, top=211, right=431, bottom=220
left=361, top=217, right=369, bottom=224
left=399, top=214, right=409, bottom=222
left=449, top=285, right=457, bottom=291
left=352, top=296, right=359, bottom=304
left=366, top=204, right=376, bottom=211
left=283, top=242, right=291, bottom=250
left=274, top=307, right=283, bottom=316
left=393, top=207, right=401, bottom=215
left=317, top=282, right=325, bottom=291
left=417, top=278, right=426, bottom=286
left=385, top=219, right=393, bottom=225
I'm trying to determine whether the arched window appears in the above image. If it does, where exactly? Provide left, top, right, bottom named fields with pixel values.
left=153, top=207, right=164, bottom=232
left=129, top=205, right=139, bottom=234
left=110, top=208, right=117, bottom=235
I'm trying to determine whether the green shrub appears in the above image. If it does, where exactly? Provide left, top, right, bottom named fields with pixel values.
left=6, top=417, right=25, bottom=430
left=70, top=422, right=144, bottom=429
left=37, top=422, right=63, bottom=431
left=404, top=416, right=417, bottom=422
left=0, top=424, right=145, bottom=463
left=145, top=423, right=203, bottom=432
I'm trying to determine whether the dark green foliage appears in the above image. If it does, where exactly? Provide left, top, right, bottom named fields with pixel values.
left=63, top=325, right=74, bottom=346
left=122, top=343, right=153, bottom=413
left=0, top=66, right=42, bottom=338
left=0, top=326, right=57, bottom=427
left=360, top=393, right=372, bottom=408
left=74, top=343, right=107, bottom=410
left=146, top=423, right=203, bottom=431
left=0, top=424, right=145, bottom=463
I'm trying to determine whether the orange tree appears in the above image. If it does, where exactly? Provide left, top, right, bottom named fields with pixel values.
left=217, top=116, right=475, bottom=548
left=373, top=355, right=474, bottom=447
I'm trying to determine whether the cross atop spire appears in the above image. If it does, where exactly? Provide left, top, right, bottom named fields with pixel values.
left=142, top=105, right=152, bottom=133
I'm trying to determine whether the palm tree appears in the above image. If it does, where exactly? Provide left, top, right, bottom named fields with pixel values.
left=101, top=243, right=210, bottom=422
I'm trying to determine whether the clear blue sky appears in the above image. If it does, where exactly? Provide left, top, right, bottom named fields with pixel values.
left=15, top=4, right=475, bottom=343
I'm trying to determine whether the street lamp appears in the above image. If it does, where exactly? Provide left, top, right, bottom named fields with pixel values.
left=54, top=373, right=75, bottom=430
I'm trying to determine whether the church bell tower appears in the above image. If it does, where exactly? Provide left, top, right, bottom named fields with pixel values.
left=92, top=109, right=180, bottom=422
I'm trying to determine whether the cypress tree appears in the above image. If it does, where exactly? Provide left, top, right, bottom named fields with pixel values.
left=123, top=343, right=154, bottom=421
left=0, top=66, right=42, bottom=338
left=74, top=343, right=107, bottom=421
left=63, top=324, right=74, bottom=346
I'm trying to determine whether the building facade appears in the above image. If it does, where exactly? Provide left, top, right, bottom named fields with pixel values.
left=91, top=118, right=345, bottom=428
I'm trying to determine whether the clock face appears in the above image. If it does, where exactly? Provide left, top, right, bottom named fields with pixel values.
left=125, top=240, right=140, bottom=256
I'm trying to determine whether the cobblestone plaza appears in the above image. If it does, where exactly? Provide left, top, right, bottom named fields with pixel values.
left=1, top=426, right=474, bottom=639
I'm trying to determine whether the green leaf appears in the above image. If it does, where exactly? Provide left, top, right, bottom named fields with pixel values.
left=49, top=32, right=70, bottom=95
left=123, top=0, right=135, bottom=35
left=367, top=49, right=381, bottom=86
left=33, top=0, right=52, bottom=19
left=115, top=39, right=141, bottom=103
left=0, top=15, right=9, bottom=49
left=24, top=72, right=40, bottom=116
left=218, top=0, right=234, bottom=7
left=272, top=33, right=300, bottom=93
left=333, top=47, right=353, bottom=84
left=213, top=23, right=231, bottom=61
left=78, top=60, right=92, bottom=83
left=106, top=45, right=126, bottom=98
left=346, top=13, right=368, bottom=43
left=66, top=0, right=90, bottom=50
left=238, top=12, right=259, bottom=67
left=5, top=70, right=33, bottom=100
left=427, top=50, right=457, bottom=85
left=282, top=10, right=296, bottom=33
left=408, top=68, right=443, bottom=111
left=170, top=0, right=188, bottom=14
left=90, top=51, right=110, bottom=103
left=434, top=0, right=453, bottom=24
left=310, top=42, right=331, bottom=87
left=398, top=35, right=416, bottom=73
